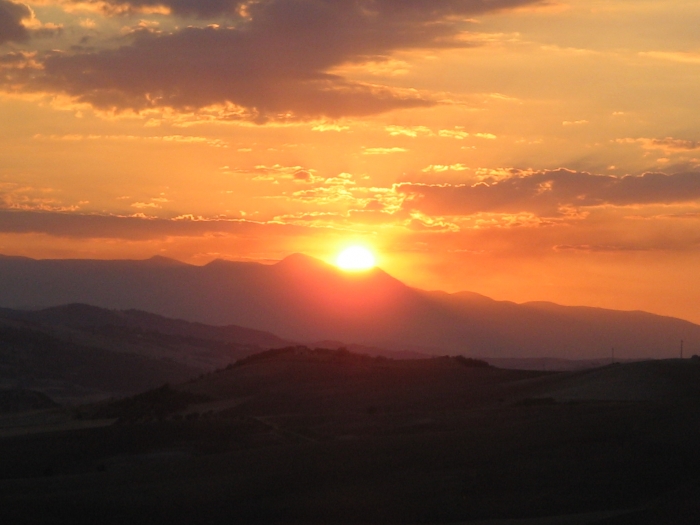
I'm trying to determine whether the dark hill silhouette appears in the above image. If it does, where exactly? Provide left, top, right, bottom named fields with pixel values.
left=103, top=349, right=699, bottom=429
left=169, top=348, right=700, bottom=419
left=98, top=346, right=544, bottom=422
left=0, top=253, right=698, bottom=358
left=0, top=389, right=59, bottom=413
left=0, top=315, right=199, bottom=402
left=513, top=358, right=700, bottom=402
left=0, top=305, right=293, bottom=403
left=3, top=303, right=290, bottom=348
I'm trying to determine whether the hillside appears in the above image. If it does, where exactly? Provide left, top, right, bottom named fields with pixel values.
left=0, top=305, right=293, bottom=403
left=0, top=316, right=200, bottom=403
left=2, top=349, right=700, bottom=524
left=0, top=254, right=698, bottom=358
left=4, top=303, right=290, bottom=348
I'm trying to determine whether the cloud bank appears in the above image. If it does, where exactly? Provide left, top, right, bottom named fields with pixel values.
left=0, top=209, right=310, bottom=240
left=0, top=0, right=30, bottom=45
left=3, top=0, right=541, bottom=120
left=398, top=170, right=700, bottom=216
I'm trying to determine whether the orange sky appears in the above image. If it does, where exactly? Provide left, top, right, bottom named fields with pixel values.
left=1, top=0, right=700, bottom=323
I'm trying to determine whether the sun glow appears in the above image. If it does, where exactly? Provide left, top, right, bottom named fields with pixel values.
left=336, top=246, right=377, bottom=271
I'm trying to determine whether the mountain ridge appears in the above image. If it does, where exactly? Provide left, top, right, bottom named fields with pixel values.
left=0, top=253, right=697, bottom=359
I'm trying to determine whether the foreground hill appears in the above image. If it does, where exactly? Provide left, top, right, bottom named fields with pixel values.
left=2, top=349, right=700, bottom=524
left=0, top=253, right=698, bottom=358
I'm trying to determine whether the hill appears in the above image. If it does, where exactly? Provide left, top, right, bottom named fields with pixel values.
left=0, top=305, right=293, bottom=403
left=0, top=253, right=698, bottom=358
left=2, top=349, right=700, bottom=523
left=1, top=303, right=290, bottom=351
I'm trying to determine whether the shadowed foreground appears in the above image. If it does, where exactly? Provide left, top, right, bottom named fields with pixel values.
left=1, top=348, right=700, bottom=524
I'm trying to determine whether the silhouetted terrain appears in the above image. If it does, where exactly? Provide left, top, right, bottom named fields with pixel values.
left=1, top=348, right=700, bottom=524
left=0, top=389, right=58, bottom=413
left=0, top=304, right=292, bottom=403
left=3, top=303, right=290, bottom=349
left=0, top=253, right=697, bottom=359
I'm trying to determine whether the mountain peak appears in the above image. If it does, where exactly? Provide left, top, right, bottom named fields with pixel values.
left=277, top=252, right=324, bottom=265
left=275, top=253, right=335, bottom=272
left=144, top=255, right=188, bottom=267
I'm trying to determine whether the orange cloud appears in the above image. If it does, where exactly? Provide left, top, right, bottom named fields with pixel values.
left=397, top=170, right=700, bottom=217
left=0, top=209, right=318, bottom=240
left=619, top=137, right=700, bottom=153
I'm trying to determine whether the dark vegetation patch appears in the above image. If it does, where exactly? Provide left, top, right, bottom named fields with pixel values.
left=230, top=346, right=491, bottom=369
left=81, top=384, right=212, bottom=423
left=230, top=346, right=380, bottom=368
left=450, top=355, right=491, bottom=368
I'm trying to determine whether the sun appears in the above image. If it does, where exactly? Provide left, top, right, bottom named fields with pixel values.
left=335, top=246, right=377, bottom=271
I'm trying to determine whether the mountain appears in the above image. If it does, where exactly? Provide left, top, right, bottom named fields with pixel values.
left=0, top=253, right=698, bottom=359
left=2, top=303, right=290, bottom=349
left=0, top=314, right=199, bottom=403
left=0, top=304, right=293, bottom=403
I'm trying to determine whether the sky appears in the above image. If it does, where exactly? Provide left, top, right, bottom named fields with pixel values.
left=1, top=0, right=700, bottom=323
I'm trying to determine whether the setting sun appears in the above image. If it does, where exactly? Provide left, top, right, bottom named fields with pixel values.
left=336, top=246, right=377, bottom=271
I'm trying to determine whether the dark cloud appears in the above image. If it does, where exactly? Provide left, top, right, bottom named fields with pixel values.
left=0, top=0, right=30, bottom=45
left=398, top=170, right=700, bottom=216
left=0, top=210, right=310, bottom=240
left=86, top=0, right=244, bottom=18
left=7, top=0, right=540, bottom=120
left=553, top=244, right=655, bottom=253
left=82, top=0, right=537, bottom=20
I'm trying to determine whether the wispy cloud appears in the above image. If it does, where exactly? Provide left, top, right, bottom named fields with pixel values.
left=640, top=51, right=700, bottom=65
left=363, top=147, right=408, bottom=155
left=618, top=137, right=700, bottom=153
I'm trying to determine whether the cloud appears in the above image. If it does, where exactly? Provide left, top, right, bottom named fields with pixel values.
left=385, top=125, right=433, bottom=138
left=74, top=0, right=244, bottom=18
left=5, top=0, right=541, bottom=120
left=422, top=164, right=470, bottom=173
left=619, top=137, right=700, bottom=153
left=0, top=181, right=79, bottom=212
left=312, top=123, right=350, bottom=132
left=33, top=133, right=228, bottom=147
left=553, top=244, right=654, bottom=253
left=363, top=147, right=408, bottom=155
left=438, top=129, right=470, bottom=139
left=397, top=169, right=700, bottom=217
left=0, top=209, right=311, bottom=240
left=640, top=51, right=700, bottom=65
left=0, top=0, right=31, bottom=45
left=131, top=201, right=161, bottom=209
left=80, top=0, right=541, bottom=21
left=226, top=164, right=321, bottom=183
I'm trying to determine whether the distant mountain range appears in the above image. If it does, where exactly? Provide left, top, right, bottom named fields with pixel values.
left=0, top=253, right=698, bottom=359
